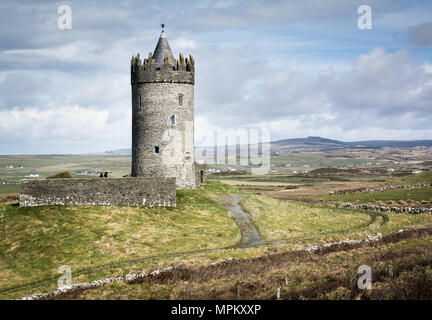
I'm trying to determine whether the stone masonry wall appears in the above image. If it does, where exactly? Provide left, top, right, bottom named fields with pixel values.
left=131, top=82, right=195, bottom=189
left=20, top=178, right=176, bottom=207
left=131, top=52, right=196, bottom=190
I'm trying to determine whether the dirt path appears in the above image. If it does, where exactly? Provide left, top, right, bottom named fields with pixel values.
left=222, top=194, right=264, bottom=248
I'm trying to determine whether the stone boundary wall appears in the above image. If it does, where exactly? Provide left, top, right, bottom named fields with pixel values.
left=20, top=178, right=176, bottom=207
left=332, top=202, right=432, bottom=214
left=326, top=183, right=431, bottom=195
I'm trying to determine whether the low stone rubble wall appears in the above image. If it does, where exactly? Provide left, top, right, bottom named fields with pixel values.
left=334, top=202, right=432, bottom=214
left=326, top=183, right=431, bottom=195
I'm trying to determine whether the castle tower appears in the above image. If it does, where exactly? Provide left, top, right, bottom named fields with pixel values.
left=131, top=25, right=199, bottom=189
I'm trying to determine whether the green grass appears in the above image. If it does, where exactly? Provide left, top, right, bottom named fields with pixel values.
left=213, top=175, right=328, bottom=184
left=315, top=187, right=432, bottom=205
left=0, top=155, right=132, bottom=184
left=0, top=181, right=240, bottom=299
left=240, top=194, right=371, bottom=242
left=75, top=237, right=432, bottom=300
left=240, top=193, right=432, bottom=243
left=389, top=171, right=432, bottom=185
left=0, top=185, right=20, bottom=195
left=2, top=180, right=432, bottom=300
left=46, top=172, right=72, bottom=179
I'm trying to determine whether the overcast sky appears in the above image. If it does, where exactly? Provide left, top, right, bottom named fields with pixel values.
left=0, top=0, right=431, bottom=154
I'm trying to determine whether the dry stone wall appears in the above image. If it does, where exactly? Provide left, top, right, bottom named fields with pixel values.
left=20, top=178, right=176, bottom=207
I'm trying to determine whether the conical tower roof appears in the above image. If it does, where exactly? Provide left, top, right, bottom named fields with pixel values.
left=152, top=24, right=176, bottom=69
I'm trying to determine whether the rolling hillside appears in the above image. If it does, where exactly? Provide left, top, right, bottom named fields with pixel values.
left=105, top=137, right=432, bottom=155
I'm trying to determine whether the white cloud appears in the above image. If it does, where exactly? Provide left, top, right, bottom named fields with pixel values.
left=0, top=105, right=130, bottom=153
left=4, top=42, right=92, bottom=62
left=422, top=63, right=432, bottom=74
left=195, top=46, right=432, bottom=142
left=172, top=38, right=197, bottom=50
left=0, top=0, right=431, bottom=154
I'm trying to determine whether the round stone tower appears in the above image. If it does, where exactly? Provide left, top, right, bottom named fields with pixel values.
left=131, top=25, right=197, bottom=189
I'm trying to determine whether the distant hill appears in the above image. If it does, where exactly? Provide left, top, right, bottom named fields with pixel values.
left=103, top=136, right=432, bottom=155
left=344, top=140, right=432, bottom=149
left=103, top=148, right=131, bottom=156
left=271, top=136, right=432, bottom=151
left=271, top=136, right=345, bottom=151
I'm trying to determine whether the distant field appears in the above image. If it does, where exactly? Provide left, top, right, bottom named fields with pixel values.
left=0, top=155, right=131, bottom=191
left=268, top=150, right=388, bottom=172
left=212, top=175, right=329, bottom=184
left=315, top=188, right=432, bottom=205
left=310, top=171, right=432, bottom=205
left=0, top=185, right=20, bottom=195
left=388, top=171, right=432, bottom=185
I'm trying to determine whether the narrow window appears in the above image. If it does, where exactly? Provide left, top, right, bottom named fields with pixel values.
left=179, top=94, right=183, bottom=107
left=170, top=115, right=176, bottom=126
left=154, top=146, right=160, bottom=154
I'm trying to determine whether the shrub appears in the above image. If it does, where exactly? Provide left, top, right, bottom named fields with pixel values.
left=326, top=287, right=354, bottom=300
left=46, top=172, right=72, bottom=179
left=399, top=200, right=408, bottom=206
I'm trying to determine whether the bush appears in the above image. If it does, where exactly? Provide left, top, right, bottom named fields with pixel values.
left=46, top=172, right=72, bottom=179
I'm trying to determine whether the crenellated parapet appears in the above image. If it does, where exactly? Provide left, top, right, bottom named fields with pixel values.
left=131, top=52, right=195, bottom=85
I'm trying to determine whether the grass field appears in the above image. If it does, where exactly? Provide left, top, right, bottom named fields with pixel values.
left=1, top=152, right=432, bottom=299
left=0, top=155, right=131, bottom=186
left=0, top=182, right=242, bottom=299
left=74, top=235, right=432, bottom=300
left=309, top=171, right=432, bottom=206
left=2, top=180, right=432, bottom=299
left=241, top=193, right=432, bottom=243
left=0, top=185, right=20, bottom=195
left=211, top=175, right=329, bottom=184
left=315, top=188, right=432, bottom=206
left=241, top=195, right=371, bottom=241
left=388, top=171, right=432, bottom=185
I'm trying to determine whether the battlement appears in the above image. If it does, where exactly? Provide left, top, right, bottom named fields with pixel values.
left=131, top=52, right=195, bottom=85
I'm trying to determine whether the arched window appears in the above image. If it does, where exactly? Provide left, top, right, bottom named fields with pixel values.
left=170, top=115, right=176, bottom=126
